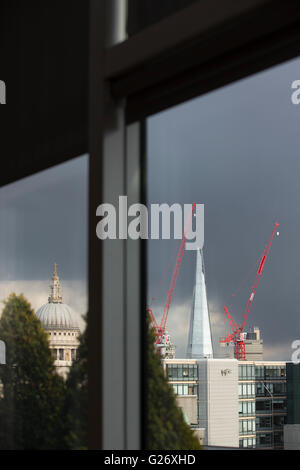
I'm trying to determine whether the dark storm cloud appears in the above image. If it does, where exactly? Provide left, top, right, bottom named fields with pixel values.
left=147, top=56, right=300, bottom=360
left=0, top=155, right=88, bottom=282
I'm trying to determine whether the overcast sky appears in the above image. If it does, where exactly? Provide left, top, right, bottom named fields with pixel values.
left=147, top=56, right=300, bottom=360
left=0, top=155, right=88, bottom=330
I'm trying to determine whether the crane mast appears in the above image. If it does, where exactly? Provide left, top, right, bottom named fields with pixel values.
left=220, top=222, right=279, bottom=360
left=147, top=204, right=196, bottom=349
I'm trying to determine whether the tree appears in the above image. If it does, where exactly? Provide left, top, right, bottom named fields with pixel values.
left=64, top=314, right=202, bottom=450
left=0, top=293, right=66, bottom=449
left=145, top=318, right=202, bottom=450
left=63, top=319, right=87, bottom=449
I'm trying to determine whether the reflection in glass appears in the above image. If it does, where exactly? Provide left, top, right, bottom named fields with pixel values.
left=0, top=155, right=88, bottom=449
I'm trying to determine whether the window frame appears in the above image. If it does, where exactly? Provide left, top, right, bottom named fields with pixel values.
left=2, top=0, right=299, bottom=451
left=89, top=0, right=300, bottom=450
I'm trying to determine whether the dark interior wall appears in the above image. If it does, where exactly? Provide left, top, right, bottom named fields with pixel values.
left=0, top=1, right=89, bottom=186
left=127, top=0, right=199, bottom=36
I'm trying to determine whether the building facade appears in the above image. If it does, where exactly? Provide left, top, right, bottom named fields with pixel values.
left=243, top=327, right=264, bottom=361
left=164, top=358, right=287, bottom=449
left=164, top=359, right=199, bottom=427
left=164, top=358, right=239, bottom=448
left=238, top=361, right=287, bottom=449
left=199, top=359, right=239, bottom=447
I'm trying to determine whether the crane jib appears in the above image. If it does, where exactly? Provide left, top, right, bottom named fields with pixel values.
left=258, top=255, right=266, bottom=275
left=220, top=222, right=279, bottom=360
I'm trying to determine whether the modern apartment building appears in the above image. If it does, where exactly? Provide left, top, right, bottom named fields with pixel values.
left=238, top=361, right=287, bottom=449
left=164, top=358, right=288, bottom=449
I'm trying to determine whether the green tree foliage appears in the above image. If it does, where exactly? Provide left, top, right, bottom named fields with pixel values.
left=145, top=318, right=202, bottom=450
left=63, top=319, right=87, bottom=449
left=64, top=314, right=202, bottom=449
left=0, top=293, right=66, bottom=449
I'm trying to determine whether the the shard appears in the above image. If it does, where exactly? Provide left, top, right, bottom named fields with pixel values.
left=187, top=248, right=213, bottom=358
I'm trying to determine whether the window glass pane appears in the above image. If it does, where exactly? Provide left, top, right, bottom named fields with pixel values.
left=145, top=55, right=300, bottom=450
left=0, top=155, right=88, bottom=449
left=147, top=58, right=300, bottom=365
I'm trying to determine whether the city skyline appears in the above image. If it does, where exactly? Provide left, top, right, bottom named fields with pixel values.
left=147, top=55, right=300, bottom=361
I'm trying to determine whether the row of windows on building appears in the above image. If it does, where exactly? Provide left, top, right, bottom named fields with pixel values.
left=256, top=382, right=286, bottom=396
left=256, top=415, right=287, bottom=430
left=239, top=432, right=284, bottom=449
left=257, top=432, right=283, bottom=447
left=239, top=383, right=256, bottom=398
left=167, top=364, right=286, bottom=381
left=48, top=331, right=77, bottom=336
left=256, top=398, right=287, bottom=413
left=239, top=401, right=256, bottom=416
left=172, top=384, right=198, bottom=396
left=166, top=364, right=198, bottom=381
left=239, top=364, right=286, bottom=380
left=239, top=418, right=256, bottom=435
left=239, top=416, right=287, bottom=435
left=51, top=348, right=76, bottom=361
left=238, top=382, right=287, bottom=398
left=239, top=437, right=256, bottom=448
left=239, top=398, right=287, bottom=416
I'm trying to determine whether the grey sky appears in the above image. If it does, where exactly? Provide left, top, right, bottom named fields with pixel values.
left=147, top=56, right=300, bottom=360
left=0, top=155, right=88, bottom=325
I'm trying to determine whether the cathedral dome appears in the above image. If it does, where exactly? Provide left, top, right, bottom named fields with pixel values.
left=36, top=302, right=78, bottom=330
left=36, top=263, right=79, bottom=330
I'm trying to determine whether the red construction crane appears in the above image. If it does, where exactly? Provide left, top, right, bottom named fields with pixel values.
left=220, top=222, right=279, bottom=360
left=147, top=203, right=196, bottom=347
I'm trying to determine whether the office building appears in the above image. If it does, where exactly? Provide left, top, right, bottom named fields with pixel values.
left=239, top=361, right=287, bottom=449
left=243, top=327, right=264, bottom=361
left=164, top=358, right=287, bottom=449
